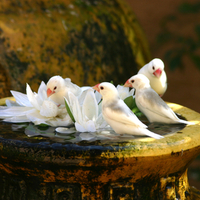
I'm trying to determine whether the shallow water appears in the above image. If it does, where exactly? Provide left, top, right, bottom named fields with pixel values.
left=0, top=116, right=186, bottom=146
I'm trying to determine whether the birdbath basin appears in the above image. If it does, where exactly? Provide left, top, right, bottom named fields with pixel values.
left=0, top=101, right=200, bottom=200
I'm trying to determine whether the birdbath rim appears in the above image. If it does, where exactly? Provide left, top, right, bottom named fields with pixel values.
left=0, top=98, right=199, bottom=162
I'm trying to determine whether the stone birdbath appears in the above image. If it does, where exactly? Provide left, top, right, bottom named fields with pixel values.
left=0, top=98, right=200, bottom=200
left=0, top=1, right=200, bottom=199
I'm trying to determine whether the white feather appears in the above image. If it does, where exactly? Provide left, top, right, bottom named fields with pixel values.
left=127, top=74, right=194, bottom=125
left=46, top=75, right=82, bottom=105
left=138, top=58, right=167, bottom=96
left=94, top=82, right=164, bottom=139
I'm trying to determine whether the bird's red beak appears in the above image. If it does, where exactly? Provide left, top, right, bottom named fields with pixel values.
left=153, top=68, right=162, bottom=78
left=92, top=83, right=100, bottom=92
left=47, top=88, right=55, bottom=97
left=124, top=79, right=132, bottom=87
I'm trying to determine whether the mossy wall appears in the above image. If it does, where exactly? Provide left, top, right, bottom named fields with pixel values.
left=0, top=0, right=151, bottom=97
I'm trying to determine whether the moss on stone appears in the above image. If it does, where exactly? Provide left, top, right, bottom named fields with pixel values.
left=0, top=0, right=150, bottom=97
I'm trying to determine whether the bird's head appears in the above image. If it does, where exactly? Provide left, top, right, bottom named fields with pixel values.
left=93, top=82, right=119, bottom=100
left=46, top=75, right=65, bottom=97
left=148, top=58, right=164, bottom=78
left=124, top=74, right=150, bottom=90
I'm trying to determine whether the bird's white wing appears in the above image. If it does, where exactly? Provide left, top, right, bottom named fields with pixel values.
left=64, top=78, right=71, bottom=82
left=137, top=89, right=178, bottom=120
left=64, top=79, right=82, bottom=95
left=138, top=64, right=148, bottom=76
left=103, top=99, right=147, bottom=128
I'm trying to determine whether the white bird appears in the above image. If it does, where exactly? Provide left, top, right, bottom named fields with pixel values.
left=124, top=74, right=193, bottom=125
left=138, top=58, right=167, bottom=96
left=46, top=75, right=82, bottom=106
left=93, top=82, right=164, bottom=139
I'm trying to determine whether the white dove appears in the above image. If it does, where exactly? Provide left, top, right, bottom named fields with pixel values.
left=93, top=82, right=164, bottom=139
left=124, top=74, right=193, bottom=125
left=46, top=75, right=82, bottom=106
left=138, top=58, right=167, bottom=96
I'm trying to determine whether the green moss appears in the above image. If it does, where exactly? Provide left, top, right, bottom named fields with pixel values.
left=0, top=0, right=150, bottom=96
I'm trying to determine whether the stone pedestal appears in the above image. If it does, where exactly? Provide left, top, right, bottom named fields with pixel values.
left=0, top=103, right=200, bottom=199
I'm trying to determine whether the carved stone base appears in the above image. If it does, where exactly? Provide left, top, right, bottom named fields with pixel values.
left=0, top=169, right=200, bottom=200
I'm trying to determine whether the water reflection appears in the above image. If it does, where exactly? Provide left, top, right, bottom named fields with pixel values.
left=24, top=123, right=135, bottom=143
left=0, top=120, right=185, bottom=145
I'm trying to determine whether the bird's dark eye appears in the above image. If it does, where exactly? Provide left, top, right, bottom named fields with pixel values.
left=131, top=80, right=135, bottom=83
left=54, top=86, right=57, bottom=90
left=152, top=66, right=155, bottom=70
left=100, top=86, right=104, bottom=90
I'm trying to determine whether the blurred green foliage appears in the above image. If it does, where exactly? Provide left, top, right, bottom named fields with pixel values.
left=157, top=2, right=200, bottom=71
left=178, top=2, right=200, bottom=13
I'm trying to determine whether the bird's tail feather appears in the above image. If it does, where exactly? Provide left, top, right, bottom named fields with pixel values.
left=143, top=129, right=164, bottom=139
left=178, top=119, right=195, bottom=125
